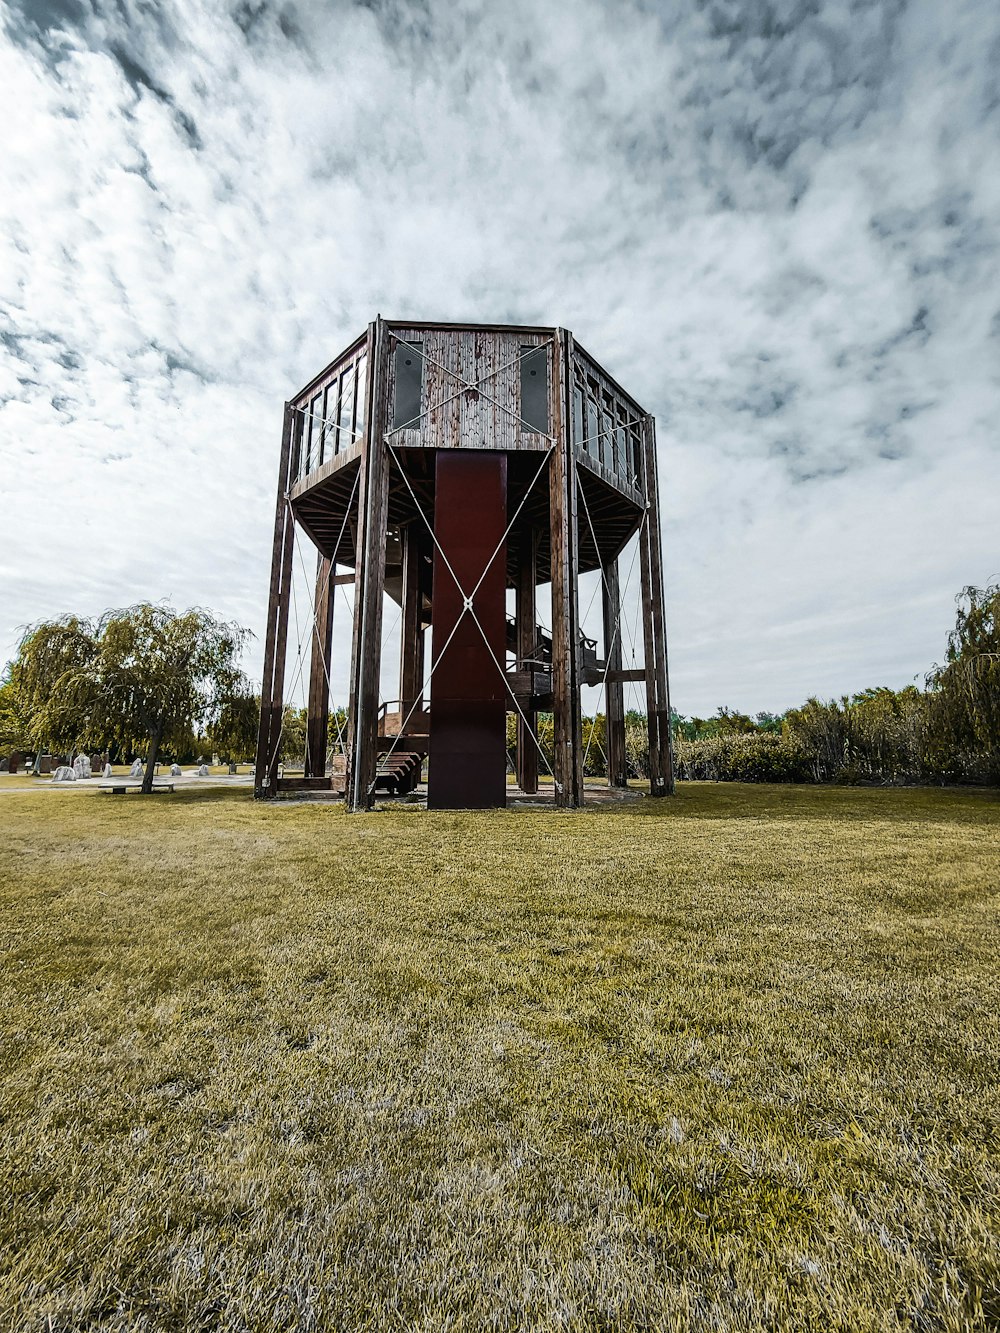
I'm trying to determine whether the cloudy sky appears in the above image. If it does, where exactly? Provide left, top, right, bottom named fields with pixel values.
left=1, top=0, right=997, bottom=719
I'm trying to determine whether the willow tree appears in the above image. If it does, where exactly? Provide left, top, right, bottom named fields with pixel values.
left=209, top=686, right=260, bottom=769
left=928, top=583, right=1000, bottom=783
left=0, top=676, right=31, bottom=753
left=12, top=605, right=251, bottom=793
left=8, top=615, right=103, bottom=757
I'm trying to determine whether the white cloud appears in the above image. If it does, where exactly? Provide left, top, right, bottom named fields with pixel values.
left=1, top=0, right=998, bottom=718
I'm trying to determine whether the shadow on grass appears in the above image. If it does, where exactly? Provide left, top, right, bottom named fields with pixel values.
left=92, top=780, right=1000, bottom=830
left=124, top=785, right=253, bottom=806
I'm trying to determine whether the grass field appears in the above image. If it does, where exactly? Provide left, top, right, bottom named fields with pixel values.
left=1, top=784, right=998, bottom=1331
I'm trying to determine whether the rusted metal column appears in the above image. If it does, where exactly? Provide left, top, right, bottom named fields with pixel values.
left=603, top=556, right=628, bottom=787
left=254, top=401, right=297, bottom=798
left=515, top=525, right=539, bottom=794
left=399, top=523, right=425, bottom=720
left=428, top=450, right=508, bottom=809
left=347, top=320, right=389, bottom=810
left=304, top=552, right=334, bottom=778
left=549, top=329, right=583, bottom=807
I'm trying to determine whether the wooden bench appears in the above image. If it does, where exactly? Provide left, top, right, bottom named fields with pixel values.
left=98, top=782, right=175, bottom=795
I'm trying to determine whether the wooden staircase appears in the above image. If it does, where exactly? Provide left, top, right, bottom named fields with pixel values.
left=374, top=702, right=428, bottom=796
left=373, top=750, right=425, bottom=795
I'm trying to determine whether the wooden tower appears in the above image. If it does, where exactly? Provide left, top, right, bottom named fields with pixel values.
left=254, top=319, right=673, bottom=809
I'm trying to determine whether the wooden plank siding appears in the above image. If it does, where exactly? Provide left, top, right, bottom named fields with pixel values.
left=291, top=326, right=643, bottom=496
left=382, top=326, right=555, bottom=455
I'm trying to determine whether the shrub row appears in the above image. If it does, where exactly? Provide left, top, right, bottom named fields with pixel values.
left=673, top=733, right=813, bottom=783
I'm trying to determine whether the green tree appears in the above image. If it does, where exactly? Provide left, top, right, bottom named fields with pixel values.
left=209, top=688, right=261, bottom=768
left=624, top=710, right=649, bottom=777
left=582, top=713, right=607, bottom=776
left=10, top=605, right=250, bottom=793
left=754, top=711, right=784, bottom=734
left=9, top=615, right=100, bottom=755
left=279, top=706, right=308, bottom=765
left=0, top=675, right=31, bottom=753
left=928, top=582, right=1000, bottom=783
left=711, top=706, right=757, bottom=736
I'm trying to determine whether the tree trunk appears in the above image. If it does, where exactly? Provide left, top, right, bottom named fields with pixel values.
left=142, top=721, right=164, bottom=794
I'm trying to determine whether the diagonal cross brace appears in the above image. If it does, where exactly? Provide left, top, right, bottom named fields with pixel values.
left=385, top=336, right=558, bottom=443
left=374, top=443, right=559, bottom=792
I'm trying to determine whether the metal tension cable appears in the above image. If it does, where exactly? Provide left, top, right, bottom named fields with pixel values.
left=375, top=442, right=560, bottom=792
left=266, top=469, right=361, bottom=781
left=385, top=336, right=559, bottom=443
left=577, top=479, right=646, bottom=773
left=291, top=467, right=362, bottom=761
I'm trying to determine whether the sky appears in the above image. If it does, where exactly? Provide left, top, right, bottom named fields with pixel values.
left=1, top=0, right=998, bottom=720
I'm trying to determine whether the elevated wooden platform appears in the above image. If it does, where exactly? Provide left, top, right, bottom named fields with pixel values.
left=255, top=318, right=673, bottom=810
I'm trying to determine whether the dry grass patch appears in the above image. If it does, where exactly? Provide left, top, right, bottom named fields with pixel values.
left=1, top=784, right=998, bottom=1331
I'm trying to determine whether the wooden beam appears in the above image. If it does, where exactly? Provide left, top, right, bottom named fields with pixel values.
left=347, top=320, right=390, bottom=810
left=638, top=495, right=661, bottom=792
left=549, top=329, right=582, bottom=807
left=254, top=402, right=296, bottom=798
left=305, top=552, right=334, bottom=778
left=638, top=415, right=673, bottom=795
left=644, top=415, right=674, bottom=793
left=515, top=525, right=539, bottom=794
left=565, top=333, right=584, bottom=805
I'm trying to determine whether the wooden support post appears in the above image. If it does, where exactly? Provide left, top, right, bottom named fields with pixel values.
left=254, top=402, right=297, bottom=798
left=515, top=525, right=539, bottom=794
left=549, top=328, right=583, bottom=808
left=347, top=320, right=390, bottom=810
left=399, top=523, right=425, bottom=719
left=638, top=415, right=674, bottom=795
left=603, top=556, right=628, bottom=787
left=305, top=552, right=334, bottom=778
left=645, top=415, right=674, bottom=793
